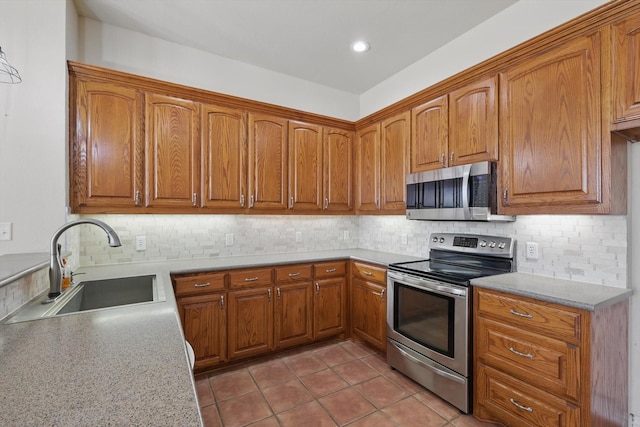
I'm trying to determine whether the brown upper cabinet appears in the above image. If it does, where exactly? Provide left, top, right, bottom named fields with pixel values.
left=247, top=113, right=289, bottom=211
left=288, top=121, right=323, bottom=211
left=201, top=104, right=247, bottom=210
left=611, top=11, right=640, bottom=141
left=71, top=79, right=144, bottom=210
left=145, top=93, right=200, bottom=209
left=323, top=128, right=354, bottom=212
left=356, top=112, right=410, bottom=214
left=500, top=29, right=626, bottom=214
left=411, top=76, right=498, bottom=173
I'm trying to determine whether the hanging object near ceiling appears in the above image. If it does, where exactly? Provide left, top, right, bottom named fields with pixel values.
left=0, top=46, right=22, bottom=84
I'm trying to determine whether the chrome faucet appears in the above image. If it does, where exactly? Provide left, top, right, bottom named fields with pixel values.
left=47, top=219, right=122, bottom=301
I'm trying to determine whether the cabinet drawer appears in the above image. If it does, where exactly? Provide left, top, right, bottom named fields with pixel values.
left=314, top=261, right=347, bottom=278
left=352, top=261, right=386, bottom=284
left=476, top=363, right=580, bottom=427
left=173, top=272, right=226, bottom=296
left=476, top=317, right=580, bottom=401
left=475, top=288, right=582, bottom=342
left=228, top=267, right=273, bottom=288
left=275, top=264, right=313, bottom=283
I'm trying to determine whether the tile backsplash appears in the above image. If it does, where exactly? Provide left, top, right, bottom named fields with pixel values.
left=71, top=213, right=627, bottom=289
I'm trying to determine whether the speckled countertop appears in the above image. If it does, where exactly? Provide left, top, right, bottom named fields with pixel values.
left=0, top=248, right=421, bottom=427
left=471, top=272, right=633, bottom=311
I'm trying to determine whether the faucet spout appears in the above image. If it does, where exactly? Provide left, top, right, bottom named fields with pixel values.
left=47, top=219, right=122, bottom=301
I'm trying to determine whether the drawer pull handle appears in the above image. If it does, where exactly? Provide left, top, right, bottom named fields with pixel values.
left=288, top=272, right=301, bottom=277
left=315, top=282, right=320, bottom=293
left=194, top=282, right=210, bottom=288
left=509, top=347, right=533, bottom=359
left=363, top=271, right=373, bottom=276
left=268, top=288, right=272, bottom=301
left=372, top=288, right=386, bottom=302
left=220, top=295, right=224, bottom=309
left=244, top=277, right=259, bottom=282
left=510, top=309, right=533, bottom=319
left=277, top=288, right=281, bottom=299
left=325, top=268, right=336, bottom=273
left=510, top=398, right=533, bottom=413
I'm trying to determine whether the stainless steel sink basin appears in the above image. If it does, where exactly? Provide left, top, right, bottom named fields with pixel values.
left=3, top=275, right=165, bottom=324
left=55, top=276, right=155, bottom=315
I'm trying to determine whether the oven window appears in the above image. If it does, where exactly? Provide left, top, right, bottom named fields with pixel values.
left=393, top=283, right=455, bottom=357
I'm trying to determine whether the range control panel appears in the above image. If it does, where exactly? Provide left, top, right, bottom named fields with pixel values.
left=429, top=233, right=515, bottom=258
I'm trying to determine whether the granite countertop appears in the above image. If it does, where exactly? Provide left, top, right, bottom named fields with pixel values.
left=471, top=272, right=633, bottom=311
left=0, top=248, right=421, bottom=426
left=0, top=252, right=50, bottom=287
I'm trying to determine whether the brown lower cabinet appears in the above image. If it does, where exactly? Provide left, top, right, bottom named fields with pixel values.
left=349, top=261, right=387, bottom=352
left=474, top=287, right=629, bottom=427
left=172, top=260, right=347, bottom=372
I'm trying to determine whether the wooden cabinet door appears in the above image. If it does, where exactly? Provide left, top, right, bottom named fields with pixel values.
left=72, top=80, right=143, bottom=211
left=380, top=112, right=410, bottom=212
left=411, top=96, right=448, bottom=172
left=500, top=32, right=602, bottom=212
left=227, top=287, right=274, bottom=360
left=247, top=113, right=288, bottom=210
left=288, top=121, right=323, bottom=211
left=314, top=277, right=346, bottom=339
left=323, top=128, right=353, bottom=212
left=177, top=293, right=226, bottom=371
left=355, top=123, right=380, bottom=212
left=449, top=75, right=498, bottom=166
left=201, top=104, right=247, bottom=210
left=145, top=94, right=200, bottom=208
left=274, top=282, right=314, bottom=349
left=612, top=13, right=640, bottom=123
left=351, top=278, right=386, bottom=352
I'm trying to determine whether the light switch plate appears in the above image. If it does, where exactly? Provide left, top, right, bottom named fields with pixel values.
left=0, top=222, right=12, bottom=241
left=135, top=235, right=146, bottom=251
left=225, top=234, right=234, bottom=246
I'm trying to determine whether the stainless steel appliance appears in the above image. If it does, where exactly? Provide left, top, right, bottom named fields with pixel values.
left=405, top=161, right=515, bottom=222
left=386, top=233, right=516, bottom=413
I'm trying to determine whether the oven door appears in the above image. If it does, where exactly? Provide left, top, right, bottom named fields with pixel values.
left=386, top=270, right=469, bottom=376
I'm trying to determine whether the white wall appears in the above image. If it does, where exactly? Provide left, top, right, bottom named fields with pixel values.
left=0, top=0, right=70, bottom=255
left=360, top=0, right=610, bottom=117
left=78, top=18, right=360, bottom=121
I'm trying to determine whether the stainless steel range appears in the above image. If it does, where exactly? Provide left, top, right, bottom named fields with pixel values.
left=386, top=233, right=516, bottom=414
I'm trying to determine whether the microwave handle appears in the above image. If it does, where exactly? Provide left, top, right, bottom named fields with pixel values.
left=461, top=164, right=471, bottom=219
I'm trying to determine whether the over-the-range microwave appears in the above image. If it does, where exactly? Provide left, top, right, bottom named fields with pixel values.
left=406, top=161, right=516, bottom=222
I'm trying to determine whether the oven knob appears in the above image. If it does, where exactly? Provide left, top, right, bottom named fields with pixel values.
left=498, top=242, right=506, bottom=249
left=480, top=240, right=487, bottom=247
left=439, top=237, right=445, bottom=243
left=489, top=242, right=496, bottom=248
left=432, top=237, right=438, bottom=242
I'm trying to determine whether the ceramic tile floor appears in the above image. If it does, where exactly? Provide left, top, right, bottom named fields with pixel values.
left=194, top=340, right=498, bottom=427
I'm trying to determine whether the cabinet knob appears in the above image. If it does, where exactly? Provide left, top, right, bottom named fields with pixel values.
left=503, top=188, right=509, bottom=202
left=440, top=153, right=446, bottom=167
left=267, top=288, right=272, bottom=301
left=250, top=195, right=255, bottom=208
left=315, top=282, right=320, bottom=293
left=240, top=194, right=245, bottom=207
left=277, top=288, right=281, bottom=299
left=289, top=196, right=294, bottom=209
left=450, top=152, right=455, bottom=165
left=220, top=295, right=224, bottom=310
left=324, top=198, right=328, bottom=209
left=192, top=192, right=198, bottom=207
left=134, top=190, right=141, bottom=206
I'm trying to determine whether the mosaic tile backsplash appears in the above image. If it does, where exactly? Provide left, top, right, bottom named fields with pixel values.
left=70, top=213, right=627, bottom=289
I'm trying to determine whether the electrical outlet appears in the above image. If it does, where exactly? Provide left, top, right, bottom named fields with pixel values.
left=135, top=235, right=146, bottom=251
left=225, top=234, right=234, bottom=246
left=526, top=242, right=539, bottom=260
left=295, top=231, right=302, bottom=243
left=0, top=222, right=12, bottom=241
left=343, top=230, right=350, bottom=240
left=401, top=234, right=408, bottom=245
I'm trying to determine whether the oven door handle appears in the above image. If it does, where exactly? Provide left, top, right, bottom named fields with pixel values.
left=387, top=271, right=467, bottom=297
left=390, top=341, right=466, bottom=384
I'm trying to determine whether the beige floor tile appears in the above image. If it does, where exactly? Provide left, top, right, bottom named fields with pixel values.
left=217, top=390, right=273, bottom=427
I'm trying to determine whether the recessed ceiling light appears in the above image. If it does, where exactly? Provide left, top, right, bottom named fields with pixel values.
left=351, top=41, right=370, bottom=53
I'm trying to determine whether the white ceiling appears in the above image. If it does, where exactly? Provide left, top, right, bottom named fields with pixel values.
left=73, top=0, right=519, bottom=95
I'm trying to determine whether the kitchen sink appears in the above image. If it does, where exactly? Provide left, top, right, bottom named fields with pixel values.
left=3, top=274, right=165, bottom=324
left=55, top=276, right=156, bottom=315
